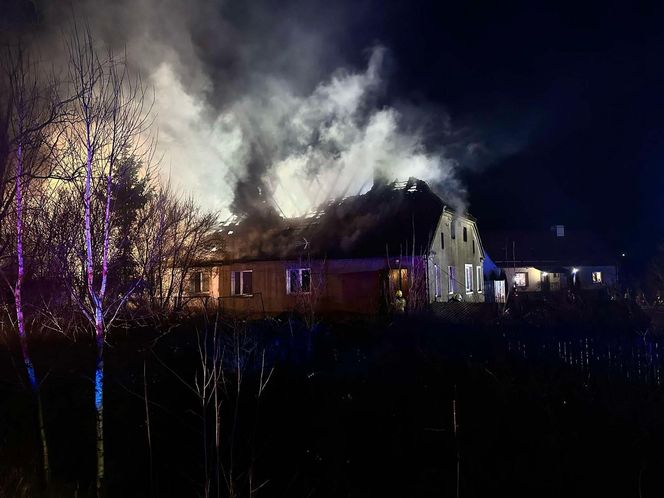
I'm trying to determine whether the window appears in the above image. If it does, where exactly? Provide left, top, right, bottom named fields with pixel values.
left=472, top=239, right=475, bottom=254
left=189, top=271, right=210, bottom=294
left=463, top=226, right=468, bottom=242
left=451, top=221, right=456, bottom=240
left=434, top=264, right=441, bottom=298
left=287, top=268, right=311, bottom=293
left=514, top=272, right=528, bottom=288
left=592, top=271, right=602, bottom=283
left=441, top=232, right=445, bottom=251
left=231, top=270, right=253, bottom=296
left=389, top=268, right=408, bottom=291
left=448, top=266, right=457, bottom=293
left=465, top=264, right=473, bottom=293
left=476, top=266, right=484, bottom=293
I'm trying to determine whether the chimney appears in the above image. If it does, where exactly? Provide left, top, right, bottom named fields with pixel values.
left=551, top=224, right=565, bottom=237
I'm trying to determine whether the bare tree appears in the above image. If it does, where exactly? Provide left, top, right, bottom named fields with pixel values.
left=135, top=184, right=217, bottom=314
left=3, top=41, right=64, bottom=487
left=62, top=21, right=154, bottom=495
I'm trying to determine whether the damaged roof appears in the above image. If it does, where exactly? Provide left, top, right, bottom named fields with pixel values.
left=214, top=178, right=462, bottom=262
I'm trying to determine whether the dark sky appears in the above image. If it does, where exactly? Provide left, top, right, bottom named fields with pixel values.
left=2, top=0, right=662, bottom=259
left=344, top=0, right=663, bottom=257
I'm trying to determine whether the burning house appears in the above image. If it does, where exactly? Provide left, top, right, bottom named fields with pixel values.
left=185, top=178, right=486, bottom=316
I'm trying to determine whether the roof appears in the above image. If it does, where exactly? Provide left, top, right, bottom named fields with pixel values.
left=213, top=178, right=467, bottom=262
left=482, top=228, right=619, bottom=267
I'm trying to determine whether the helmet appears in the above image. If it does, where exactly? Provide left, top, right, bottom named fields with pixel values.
left=396, top=290, right=403, bottom=298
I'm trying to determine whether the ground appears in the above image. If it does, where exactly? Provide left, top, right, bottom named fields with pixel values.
left=1, top=304, right=663, bottom=497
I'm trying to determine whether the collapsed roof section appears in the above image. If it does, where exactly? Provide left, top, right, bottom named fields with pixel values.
left=208, top=178, right=464, bottom=263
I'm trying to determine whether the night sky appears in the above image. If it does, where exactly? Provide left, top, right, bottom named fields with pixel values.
left=349, top=0, right=664, bottom=258
left=2, top=0, right=663, bottom=259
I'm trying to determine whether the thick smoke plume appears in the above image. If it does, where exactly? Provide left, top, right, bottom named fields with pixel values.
left=14, top=0, right=472, bottom=217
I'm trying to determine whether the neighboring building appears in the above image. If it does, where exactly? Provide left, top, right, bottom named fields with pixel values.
left=185, top=178, right=486, bottom=316
left=482, top=226, right=620, bottom=297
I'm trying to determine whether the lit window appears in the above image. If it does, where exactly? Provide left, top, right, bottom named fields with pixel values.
left=287, top=268, right=311, bottom=293
left=476, top=266, right=483, bottom=292
left=514, top=272, right=528, bottom=288
left=448, top=266, right=457, bottom=293
left=465, top=264, right=473, bottom=293
left=592, top=271, right=602, bottom=283
left=189, top=271, right=210, bottom=294
left=231, top=270, right=253, bottom=295
left=434, top=264, right=441, bottom=298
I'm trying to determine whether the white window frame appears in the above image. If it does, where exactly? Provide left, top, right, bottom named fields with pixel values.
left=476, top=266, right=483, bottom=293
left=434, top=264, right=441, bottom=298
left=465, top=264, right=474, bottom=294
left=190, top=270, right=210, bottom=294
left=448, top=266, right=456, bottom=294
left=514, top=272, right=528, bottom=288
left=287, top=268, right=312, bottom=294
left=231, top=270, right=253, bottom=296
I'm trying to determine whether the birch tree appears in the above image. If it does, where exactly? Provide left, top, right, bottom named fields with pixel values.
left=63, top=23, right=153, bottom=495
left=4, top=42, right=62, bottom=487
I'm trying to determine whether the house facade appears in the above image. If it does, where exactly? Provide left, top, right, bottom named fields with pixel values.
left=482, top=226, right=619, bottom=298
left=185, top=179, right=486, bottom=316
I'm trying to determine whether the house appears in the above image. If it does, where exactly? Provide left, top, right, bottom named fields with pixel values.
left=185, top=178, right=486, bottom=316
left=482, top=225, right=620, bottom=297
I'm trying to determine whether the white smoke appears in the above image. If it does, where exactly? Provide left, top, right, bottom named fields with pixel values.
left=29, top=0, right=470, bottom=217
left=153, top=46, right=465, bottom=217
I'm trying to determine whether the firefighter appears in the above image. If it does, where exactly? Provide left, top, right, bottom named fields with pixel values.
left=394, top=289, right=407, bottom=314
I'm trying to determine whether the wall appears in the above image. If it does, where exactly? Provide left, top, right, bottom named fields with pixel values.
left=427, top=211, right=486, bottom=303
left=213, top=258, right=399, bottom=316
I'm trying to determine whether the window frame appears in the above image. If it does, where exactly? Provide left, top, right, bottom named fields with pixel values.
left=465, top=264, right=473, bottom=294
left=231, top=270, right=253, bottom=296
left=448, top=265, right=456, bottom=294
left=514, top=271, right=528, bottom=288
left=190, top=270, right=210, bottom=294
left=476, top=266, right=484, bottom=293
left=592, top=271, right=603, bottom=284
left=434, top=264, right=441, bottom=298
left=287, top=267, right=312, bottom=294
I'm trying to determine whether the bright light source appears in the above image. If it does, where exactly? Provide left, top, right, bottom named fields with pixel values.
left=621, top=253, right=626, bottom=257
left=227, top=230, right=234, bottom=235
left=572, top=268, right=579, bottom=274
left=542, top=272, right=549, bottom=277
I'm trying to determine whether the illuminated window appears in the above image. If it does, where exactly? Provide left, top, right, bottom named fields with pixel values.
left=592, top=271, right=602, bottom=283
left=287, top=268, right=311, bottom=293
left=514, top=272, right=528, bottom=288
left=476, top=266, right=484, bottom=292
left=434, top=264, right=441, bottom=298
left=448, top=266, right=457, bottom=293
left=465, top=264, right=473, bottom=293
left=189, top=271, right=210, bottom=294
left=231, top=270, right=253, bottom=295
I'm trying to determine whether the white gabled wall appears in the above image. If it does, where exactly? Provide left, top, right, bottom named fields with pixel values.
left=427, top=210, right=485, bottom=303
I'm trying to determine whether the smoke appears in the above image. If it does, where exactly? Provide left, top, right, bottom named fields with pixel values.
left=15, top=0, right=473, bottom=217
